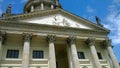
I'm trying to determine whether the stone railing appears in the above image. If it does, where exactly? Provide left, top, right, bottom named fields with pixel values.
left=79, top=59, right=91, bottom=68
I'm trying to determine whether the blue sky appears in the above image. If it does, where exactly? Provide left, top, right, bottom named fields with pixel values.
left=0, top=0, right=120, bottom=62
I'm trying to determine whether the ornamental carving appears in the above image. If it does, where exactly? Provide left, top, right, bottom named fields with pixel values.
left=86, top=37, right=95, bottom=46
left=104, top=38, right=112, bottom=47
left=0, top=31, right=6, bottom=44
left=52, top=15, right=71, bottom=27
left=67, top=36, right=76, bottom=44
left=23, top=33, right=32, bottom=41
left=47, top=35, right=56, bottom=43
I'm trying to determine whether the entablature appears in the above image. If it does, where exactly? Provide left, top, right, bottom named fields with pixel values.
left=0, top=20, right=109, bottom=38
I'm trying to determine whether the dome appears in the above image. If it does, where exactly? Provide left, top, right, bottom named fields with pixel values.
left=24, top=0, right=61, bottom=13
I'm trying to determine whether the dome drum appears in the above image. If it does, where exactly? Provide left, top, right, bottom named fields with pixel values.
left=24, top=0, right=60, bottom=13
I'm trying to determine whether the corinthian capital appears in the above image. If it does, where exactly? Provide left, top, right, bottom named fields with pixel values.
left=86, top=37, right=95, bottom=46
left=47, top=35, right=56, bottom=43
left=104, top=38, right=112, bottom=47
left=67, top=36, right=76, bottom=44
left=0, top=31, right=6, bottom=44
left=23, top=33, right=32, bottom=41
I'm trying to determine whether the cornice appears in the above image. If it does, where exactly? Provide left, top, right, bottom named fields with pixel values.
left=0, top=20, right=109, bottom=38
left=3, top=9, right=60, bottom=21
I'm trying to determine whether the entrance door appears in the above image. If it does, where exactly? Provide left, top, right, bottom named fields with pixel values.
left=55, top=44, right=69, bottom=68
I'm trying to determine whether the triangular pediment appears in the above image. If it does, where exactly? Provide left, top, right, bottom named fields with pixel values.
left=2, top=9, right=109, bottom=32
left=20, top=14, right=93, bottom=30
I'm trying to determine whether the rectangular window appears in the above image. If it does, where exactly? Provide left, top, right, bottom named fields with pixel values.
left=33, top=50, right=44, bottom=59
left=77, top=52, right=85, bottom=59
left=97, top=52, right=103, bottom=59
left=6, top=50, right=19, bottom=58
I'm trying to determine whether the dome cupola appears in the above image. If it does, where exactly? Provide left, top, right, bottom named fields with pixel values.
left=24, top=0, right=61, bottom=13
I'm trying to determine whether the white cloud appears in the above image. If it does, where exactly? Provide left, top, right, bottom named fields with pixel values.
left=113, top=0, right=120, bottom=6
left=104, top=4, right=120, bottom=45
left=86, top=6, right=95, bottom=13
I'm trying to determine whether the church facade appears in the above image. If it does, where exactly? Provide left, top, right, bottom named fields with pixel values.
left=0, top=0, right=119, bottom=68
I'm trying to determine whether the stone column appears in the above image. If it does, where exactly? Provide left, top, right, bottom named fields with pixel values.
left=47, top=35, right=56, bottom=68
left=104, top=39, right=120, bottom=68
left=67, top=36, right=80, bottom=68
left=22, top=33, right=32, bottom=68
left=31, top=5, right=34, bottom=12
left=51, top=5, right=54, bottom=9
left=67, top=44, right=73, bottom=68
left=41, top=2, right=44, bottom=10
left=0, top=31, right=6, bottom=60
left=86, top=38, right=101, bottom=68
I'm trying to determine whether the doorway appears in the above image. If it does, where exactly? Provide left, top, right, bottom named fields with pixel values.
left=55, top=44, right=69, bottom=68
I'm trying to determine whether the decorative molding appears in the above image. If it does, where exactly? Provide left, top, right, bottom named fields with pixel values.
left=67, top=36, right=76, bottom=44
left=85, top=37, right=95, bottom=46
left=23, top=33, right=32, bottom=41
left=47, top=35, right=56, bottom=43
left=0, top=31, right=6, bottom=44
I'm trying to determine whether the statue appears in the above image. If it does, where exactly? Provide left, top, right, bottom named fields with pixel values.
left=95, top=16, right=103, bottom=27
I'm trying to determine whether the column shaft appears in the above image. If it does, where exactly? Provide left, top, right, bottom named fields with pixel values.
left=41, top=3, right=44, bottom=10
left=71, top=43, right=80, bottom=68
left=86, top=38, right=101, bottom=68
left=107, top=46, right=120, bottom=68
left=104, top=39, right=120, bottom=68
left=67, top=36, right=80, bottom=68
left=90, top=45, right=101, bottom=68
left=51, top=5, right=54, bottom=9
left=31, top=5, right=34, bottom=12
left=47, top=35, right=56, bottom=68
left=67, top=45, right=73, bottom=68
left=22, top=34, right=31, bottom=68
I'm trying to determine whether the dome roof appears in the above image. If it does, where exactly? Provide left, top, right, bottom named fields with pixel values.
left=24, top=0, right=61, bottom=13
